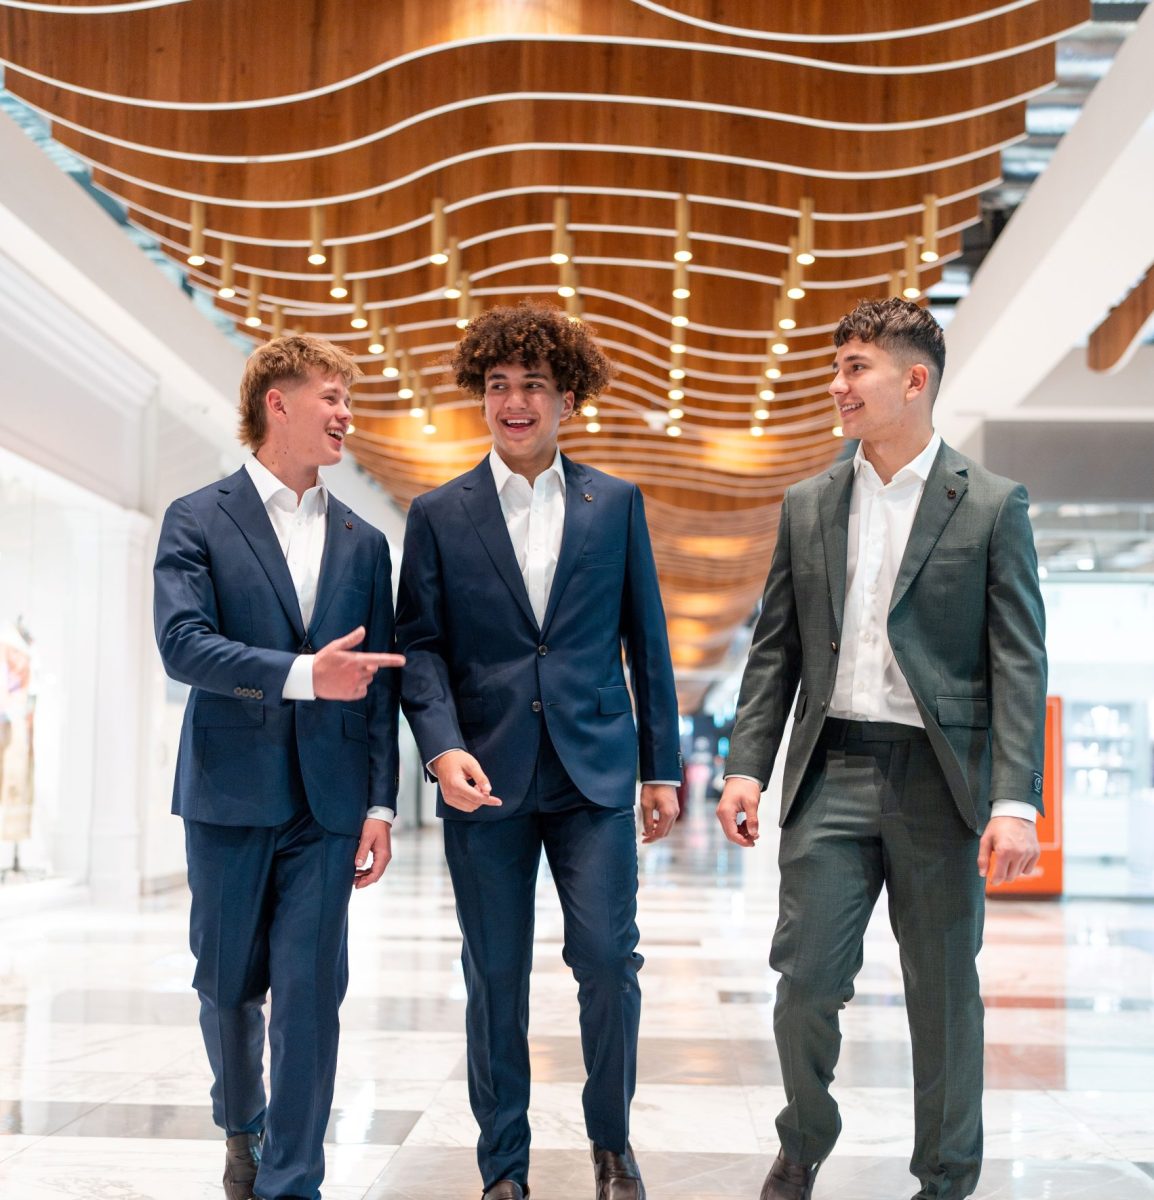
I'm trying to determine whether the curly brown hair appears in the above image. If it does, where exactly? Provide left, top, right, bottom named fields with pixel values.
left=239, top=334, right=363, bottom=449
left=833, top=298, right=946, bottom=397
left=451, top=301, right=613, bottom=405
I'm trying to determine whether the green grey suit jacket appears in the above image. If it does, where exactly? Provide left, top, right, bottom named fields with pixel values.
left=726, top=441, right=1048, bottom=833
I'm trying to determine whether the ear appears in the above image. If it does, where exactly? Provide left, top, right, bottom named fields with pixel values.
left=905, top=363, right=930, bottom=402
left=266, top=386, right=289, bottom=422
left=561, top=390, right=577, bottom=419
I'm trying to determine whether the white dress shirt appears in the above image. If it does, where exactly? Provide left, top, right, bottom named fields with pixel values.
left=827, top=434, right=1034, bottom=823
left=245, top=457, right=393, bottom=824
left=488, top=448, right=566, bottom=627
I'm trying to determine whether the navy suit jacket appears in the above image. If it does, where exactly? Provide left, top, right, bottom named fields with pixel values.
left=395, top=455, right=681, bottom=819
left=153, top=466, right=399, bottom=836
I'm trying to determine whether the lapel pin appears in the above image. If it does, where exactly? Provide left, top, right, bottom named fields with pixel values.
left=947, top=489, right=957, bottom=500
left=583, top=493, right=593, bottom=503
left=345, top=519, right=354, bottom=529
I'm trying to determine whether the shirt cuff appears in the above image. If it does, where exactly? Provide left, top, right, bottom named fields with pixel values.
left=282, top=654, right=317, bottom=701
left=990, top=799, right=1038, bottom=823
left=724, top=773, right=764, bottom=787
left=641, top=780, right=681, bottom=787
left=365, top=806, right=395, bottom=824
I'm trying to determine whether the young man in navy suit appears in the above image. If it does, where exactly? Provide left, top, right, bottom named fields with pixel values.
left=154, top=334, right=404, bottom=1200
left=396, top=303, right=682, bottom=1200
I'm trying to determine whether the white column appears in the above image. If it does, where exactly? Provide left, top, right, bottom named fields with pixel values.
left=86, top=510, right=153, bottom=905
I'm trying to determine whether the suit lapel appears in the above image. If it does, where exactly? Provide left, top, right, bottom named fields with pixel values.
left=308, top=492, right=357, bottom=637
left=818, top=459, right=855, bottom=635
left=217, top=468, right=306, bottom=639
left=461, top=458, right=540, bottom=630
left=889, top=442, right=970, bottom=613
left=541, top=455, right=595, bottom=634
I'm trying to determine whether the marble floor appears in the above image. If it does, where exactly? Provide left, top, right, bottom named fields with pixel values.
left=1, top=804, right=1153, bottom=1200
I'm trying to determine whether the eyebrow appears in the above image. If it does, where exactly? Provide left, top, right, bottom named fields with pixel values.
left=832, top=352, right=870, bottom=369
left=486, top=370, right=550, bottom=382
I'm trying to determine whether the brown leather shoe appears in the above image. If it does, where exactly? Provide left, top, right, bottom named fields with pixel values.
left=759, top=1149, right=819, bottom=1200
left=482, top=1183, right=528, bottom=1200
left=222, top=1133, right=261, bottom=1200
left=590, top=1141, right=646, bottom=1200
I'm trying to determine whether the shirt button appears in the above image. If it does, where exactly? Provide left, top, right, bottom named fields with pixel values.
left=531, top=700, right=543, bottom=713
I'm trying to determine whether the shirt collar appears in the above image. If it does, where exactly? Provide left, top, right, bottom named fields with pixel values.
left=244, top=456, right=328, bottom=510
left=852, top=431, right=942, bottom=488
left=488, top=447, right=565, bottom=494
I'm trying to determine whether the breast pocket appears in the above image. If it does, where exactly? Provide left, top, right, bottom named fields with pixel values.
left=578, top=551, right=625, bottom=571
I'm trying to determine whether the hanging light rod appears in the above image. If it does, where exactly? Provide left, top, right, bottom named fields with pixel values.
left=187, top=200, right=206, bottom=267
left=430, top=198, right=449, bottom=266
left=308, top=206, right=326, bottom=266
left=674, top=194, right=692, bottom=263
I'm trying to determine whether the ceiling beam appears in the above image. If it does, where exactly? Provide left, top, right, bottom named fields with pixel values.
left=935, top=6, right=1154, bottom=449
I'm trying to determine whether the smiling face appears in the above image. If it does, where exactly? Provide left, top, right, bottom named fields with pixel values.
left=483, top=359, right=575, bottom=483
left=829, top=337, right=933, bottom=459
left=258, top=368, right=352, bottom=493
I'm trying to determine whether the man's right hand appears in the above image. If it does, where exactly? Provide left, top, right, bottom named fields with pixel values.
left=312, top=626, right=405, bottom=701
left=431, top=749, right=503, bottom=813
left=716, top=777, right=762, bottom=848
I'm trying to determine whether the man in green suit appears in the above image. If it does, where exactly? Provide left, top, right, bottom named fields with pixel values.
left=717, top=298, right=1047, bottom=1200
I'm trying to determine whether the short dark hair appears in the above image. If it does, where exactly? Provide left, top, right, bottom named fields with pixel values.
left=239, top=334, right=362, bottom=449
left=451, top=300, right=613, bottom=405
left=833, top=298, right=946, bottom=394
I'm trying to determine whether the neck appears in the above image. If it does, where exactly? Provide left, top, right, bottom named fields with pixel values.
left=255, top=446, right=319, bottom=502
left=860, top=428, right=934, bottom=486
left=494, top=446, right=556, bottom=487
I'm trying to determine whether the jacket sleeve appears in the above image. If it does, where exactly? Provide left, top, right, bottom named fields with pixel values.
left=986, top=484, right=1048, bottom=811
left=725, top=490, right=804, bottom=787
left=365, top=533, right=401, bottom=810
left=395, top=497, right=464, bottom=770
left=619, top=485, right=681, bottom=782
left=153, top=497, right=295, bottom=701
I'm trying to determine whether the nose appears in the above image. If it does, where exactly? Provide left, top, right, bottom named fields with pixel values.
left=829, top=371, right=847, bottom=397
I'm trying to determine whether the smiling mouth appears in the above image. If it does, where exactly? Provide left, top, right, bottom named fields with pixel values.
left=326, top=428, right=345, bottom=443
left=501, top=417, right=536, bottom=429
left=839, top=402, right=864, bottom=416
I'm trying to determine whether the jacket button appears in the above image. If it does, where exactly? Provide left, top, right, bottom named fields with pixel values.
left=831, top=641, right=838, bottom=653
left=538, top=644, right=549, bottom=656
left=233, top=687, right=243, bottom=696
left=531, top=700, right=543, bottom=713
left=255, top=690, right=263, bottom=700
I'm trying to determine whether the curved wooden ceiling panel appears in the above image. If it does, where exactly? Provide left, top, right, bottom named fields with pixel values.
left=0, top=0, right=1086, bottom=690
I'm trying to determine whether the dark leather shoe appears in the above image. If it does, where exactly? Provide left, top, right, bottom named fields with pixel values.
left=482, top=1183, right=528, bottom=1200
left=222, top=1133, right=262, bottom=1200
left=590, top=1141, right=646, bottom=1200
left=759, top=1149, right=819, bottom=1200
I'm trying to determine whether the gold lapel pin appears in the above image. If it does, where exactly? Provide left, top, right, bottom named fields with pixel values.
left=946, top=489, right=957, bottom=500
left=583, top=493, right=593, bottom=502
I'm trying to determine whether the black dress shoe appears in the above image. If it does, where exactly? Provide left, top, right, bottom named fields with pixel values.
left=590, top=1141, right=646, bottom=1200
left=482, top=1182, right=528, bottom=1200
left=222, top=1133, right=262, bottom=1200
left=759, top=1149, right=819, bottom=1200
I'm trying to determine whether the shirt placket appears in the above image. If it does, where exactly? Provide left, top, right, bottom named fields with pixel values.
left=852, top=487, right=886, bottom=719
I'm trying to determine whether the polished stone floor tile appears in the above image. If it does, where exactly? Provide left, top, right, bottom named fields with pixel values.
left=1, top=810, right=1153, bottom=1198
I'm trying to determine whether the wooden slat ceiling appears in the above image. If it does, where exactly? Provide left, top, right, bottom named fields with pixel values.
left=0, top=0, right=1089, bottom=705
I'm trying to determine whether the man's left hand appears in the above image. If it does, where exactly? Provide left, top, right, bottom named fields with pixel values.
left=977, top=815, right=1040, bottom=886
left=640, top=784, right=679, bottom=844
left=354, top=817, right=392, bottom=888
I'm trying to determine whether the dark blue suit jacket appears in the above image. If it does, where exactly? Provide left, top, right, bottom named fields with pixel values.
left=395, top=455, right=680, bottom=819
left=153, top=466, right=399, bottom=836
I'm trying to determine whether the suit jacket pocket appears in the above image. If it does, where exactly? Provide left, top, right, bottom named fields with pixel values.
left=579, top=551, right=625, bottom=570
left=342, top=709, right=369, bottom=742
left=192, top=699, right=264, bottom=728
left=936, top=696, right=990, bottom=728
left=598, top=685, right=632, bottom=715
left=794, top=691, right=808, bottom=721
left=458, top=695, right=486, bottom=725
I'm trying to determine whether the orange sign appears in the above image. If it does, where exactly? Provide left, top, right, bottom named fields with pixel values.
left=987, top=695, right=1063, bottom=897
